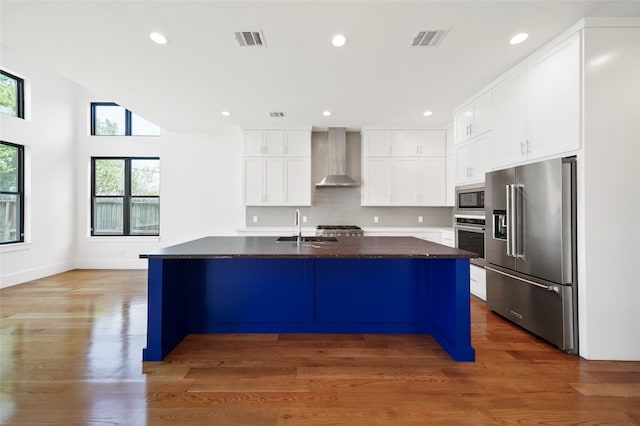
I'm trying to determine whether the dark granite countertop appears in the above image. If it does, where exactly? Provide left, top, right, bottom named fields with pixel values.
left=140, top=236, right=477, bottom=259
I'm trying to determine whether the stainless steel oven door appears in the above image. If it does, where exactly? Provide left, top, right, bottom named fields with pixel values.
left=455, top=224, right=485, bottom=266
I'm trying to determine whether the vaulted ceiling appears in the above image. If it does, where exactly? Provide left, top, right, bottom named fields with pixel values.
left=2, top=1, right=639, bottom=132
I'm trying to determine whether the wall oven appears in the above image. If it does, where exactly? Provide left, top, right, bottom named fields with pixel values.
left=454, top=183, right=486, bottom=267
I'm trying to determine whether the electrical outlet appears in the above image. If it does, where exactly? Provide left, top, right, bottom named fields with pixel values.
left=418, top=216, right=423, bottom=223
left=252, top=215, right=258, bottom=223
left=373, top=216, right=379, bottom=223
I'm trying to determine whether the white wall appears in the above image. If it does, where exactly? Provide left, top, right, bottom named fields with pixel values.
left=0, top=46, right=78, bottom=288
left=1, top=45, right=246, bottom=281
left=579, top=25, right=640, bottom=360
left=73, top=92, right=246, bottom=268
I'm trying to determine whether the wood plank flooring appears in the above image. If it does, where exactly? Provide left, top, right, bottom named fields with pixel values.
left=1, top=269, right=638, bottom=425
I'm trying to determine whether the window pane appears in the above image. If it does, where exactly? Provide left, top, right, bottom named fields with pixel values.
left=0, top=194, right=19, bottom=243
left=95, top=159, right=124, bottom=195
left=93, top=198, right=123, bottom=235
left=0, top=143, right=18, bottom=191
left=0, top=72, right=19, bottom=117
left=131, top=159, right=159, bottom=196
left=94, top=104, right=126, bottom=135
left=130, top=197, right=159, bottom=235
left=132, top=113, right=161, bottom=136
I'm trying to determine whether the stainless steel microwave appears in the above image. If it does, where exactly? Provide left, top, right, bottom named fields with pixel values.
left=455, top=183, right=485, bottom=216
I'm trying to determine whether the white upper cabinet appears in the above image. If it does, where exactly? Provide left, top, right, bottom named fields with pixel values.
left=243, top=129, right=311, bottom=206
left=455, top=132, right=492, bottom=184
left=445, top=125, right=455, bottom=206
left=284, top=131, right=312, bottom=157
left=361, top=129, right=446, bottom=206
left=454, top=90, right=492, bottom=144
left=526, top=33, right=581, bottom=159
left=362, top=157, right=392, bottom=205
left=492, top=66, right=527, bottom=168
left=364, top=130, right=393, bottom=156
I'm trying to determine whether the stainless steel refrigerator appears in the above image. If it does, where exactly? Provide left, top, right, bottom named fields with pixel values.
left=485, top=157, right=577, bottom=353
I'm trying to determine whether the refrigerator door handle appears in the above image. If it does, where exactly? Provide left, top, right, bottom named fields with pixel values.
left=506, top=184, right=518, bottom=257
left=506, top=185, right=512, bottom=256
left=514, top=184, right=524, bottom=259
left=486, top=266, right=561, bottom=294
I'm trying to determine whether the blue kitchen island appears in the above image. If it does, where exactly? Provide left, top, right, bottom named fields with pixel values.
left=140, top=236, right=476, bottom=362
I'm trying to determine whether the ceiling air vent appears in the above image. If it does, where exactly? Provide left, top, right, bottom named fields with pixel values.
left=410, top=29, right=449, bottom=47
left=234, top=31, right=266, bottom=47
left=269, top=112, right=286, bottom=118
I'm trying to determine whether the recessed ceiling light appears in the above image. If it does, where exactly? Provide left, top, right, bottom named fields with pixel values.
left=221, top=111, right=231, bottom=117
left=322, top=110, right=331, bottom=117
left=509, top=33, right=528, bottom=45
left=423, top=111, right=433, bottom=117
left=331, top=34, right=347, bottom=47
left=149, top=32, right=168, bottom=45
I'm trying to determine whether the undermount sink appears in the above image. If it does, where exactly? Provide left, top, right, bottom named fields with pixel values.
left=276, top=236, right=338, bottom=242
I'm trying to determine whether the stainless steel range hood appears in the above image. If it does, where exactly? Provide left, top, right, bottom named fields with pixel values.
left=316, top=127, right=359, bottom=187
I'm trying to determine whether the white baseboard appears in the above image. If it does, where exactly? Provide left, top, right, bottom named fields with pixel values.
left=74, top=258, right=148, bottom=270
left=0, top=261, right=75, bottom=289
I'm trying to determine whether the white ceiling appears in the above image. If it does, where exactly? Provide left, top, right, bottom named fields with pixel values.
left=2, top=1, right=639, bottom=132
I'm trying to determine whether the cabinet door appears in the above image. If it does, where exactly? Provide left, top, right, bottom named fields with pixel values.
left=472, top=91, right=492, bottom=137
left=284, top=158, right=310, bottom=205
left=392, top=131, right=420, bottom=157
left=243, top=158, right=263, bottom=205
left=492, top=69, right=527, bottom=167
left=455, top=106, right=474, bottom=144
left=455, top=142, right=471, bottom=184
left=527, top=33, right=581, bottom=159
left=418, top=157, right=446, bottom=205
left=263, top=158, right=284, bottom=203
left=364, top=131, right=393, bottom=156
left=417, top=130, right=446, bottom=157
left=392, top=158, right=418, bottom=205
left=263, top=131, right=285, bottom=157
left=471, top=132, right=492, bottom=182
left=363, top=158, right=392, bottom=205
left=445, top=125, right=455, bottom=206
left=244, top=131, right=264, bottom=156
left=284, top=131, right=311, bottom=157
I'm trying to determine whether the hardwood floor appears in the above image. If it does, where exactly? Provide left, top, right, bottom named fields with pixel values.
left=1, top=270, right=638, bottom=425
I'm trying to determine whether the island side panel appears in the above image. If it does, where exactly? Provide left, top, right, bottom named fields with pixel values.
left=196, top=258, right=314, bottom=332
left=314, top=258, right=427, bottom=332
left=428, top=258, right=476, bottom=362
left=143, top=258, right=194, bottom=361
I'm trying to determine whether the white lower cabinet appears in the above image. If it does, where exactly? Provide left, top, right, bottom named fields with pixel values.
left=470, top=265, right=486, bottom=301
left=441, top=230, right=455, bottom=248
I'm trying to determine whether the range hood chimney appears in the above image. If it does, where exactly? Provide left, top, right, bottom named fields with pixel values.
left=316, top=127, right=359, bottom=187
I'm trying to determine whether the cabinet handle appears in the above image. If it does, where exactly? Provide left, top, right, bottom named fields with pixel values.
left=526, top=140, right=531, bottom=154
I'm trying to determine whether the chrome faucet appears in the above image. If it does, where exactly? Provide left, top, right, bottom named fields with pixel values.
left=295, top=209, right=302, bottom=245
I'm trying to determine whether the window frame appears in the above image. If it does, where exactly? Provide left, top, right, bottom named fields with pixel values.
left=0, top=141, right=25, bottom=245
left=90, top=102, right=160, bottom=136
left=90, top=156, right=160, bottom=237
left=0, top=70, right=25, bottom=119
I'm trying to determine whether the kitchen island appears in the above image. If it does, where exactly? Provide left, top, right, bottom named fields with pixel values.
left=140, top=236, right=477, bottom=362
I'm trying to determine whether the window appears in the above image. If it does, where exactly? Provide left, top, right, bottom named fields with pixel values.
left=91, top=157, right=160, bottom=236
left=0, top=141, right=24, bottom=244
left=0, top=70, right=25, bottom=119
left=90, top=102, right=160, bottom=136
